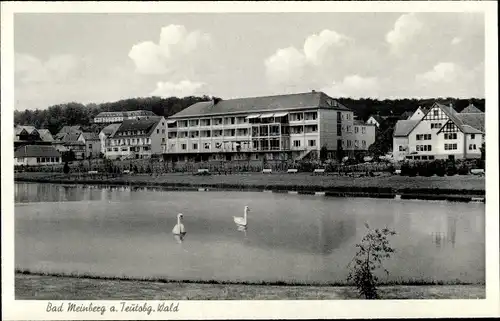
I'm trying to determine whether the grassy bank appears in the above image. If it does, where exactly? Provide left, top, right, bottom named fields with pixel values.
left=15, top=273, right=485, bottom=300
left=15, top=171, right=485, bottom=199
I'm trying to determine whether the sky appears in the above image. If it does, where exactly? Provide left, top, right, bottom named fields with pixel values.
left=14, top=12, right=485, bottom=111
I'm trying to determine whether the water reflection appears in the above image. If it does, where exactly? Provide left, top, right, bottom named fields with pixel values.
left=15, top=183, right=485, bottom=283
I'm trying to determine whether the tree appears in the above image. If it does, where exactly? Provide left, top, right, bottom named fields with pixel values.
left=480, top=142, right=485, bottom=161
left=336, top=145, right=344, bottom=162
left=63, top=162, right=70, bottom=174
left=319, top=145, right=328, bottom=163
left=347, top=223, right=396, bottom=299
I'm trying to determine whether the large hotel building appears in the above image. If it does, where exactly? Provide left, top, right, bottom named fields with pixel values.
left=163, top=91, right=375, bottom=162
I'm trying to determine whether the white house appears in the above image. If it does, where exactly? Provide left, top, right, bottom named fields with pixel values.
left=393, top=102, right=484, bottom=161
left=14, top=145, right=62, bottom=166
left=366, top=115, right=384, bottom=128
left=99, top=123, right=121, bottom=155
left=104, top=116, right=167, bottom=159
left=408, top=106, right=429, bottom=121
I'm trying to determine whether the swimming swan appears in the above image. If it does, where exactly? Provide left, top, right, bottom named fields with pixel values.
left=234, top=206, right=249, bottom=228
left=172, top=213, right=186, bottom=242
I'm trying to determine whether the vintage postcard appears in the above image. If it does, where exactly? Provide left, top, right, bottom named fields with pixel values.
left=1, top=1, right=499, bottom=320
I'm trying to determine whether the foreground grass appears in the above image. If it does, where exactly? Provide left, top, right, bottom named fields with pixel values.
left=16, top=273, right=485, bottom=300
left=15, top=171, right=485, bottom=194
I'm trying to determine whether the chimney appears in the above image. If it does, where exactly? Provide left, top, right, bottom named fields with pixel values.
left=312, top=90, right=316, bottom=93
left=449, top=102, right=453, bottom=113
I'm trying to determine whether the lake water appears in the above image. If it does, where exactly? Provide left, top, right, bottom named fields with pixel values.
left=15, top=183, right=485, bottom=284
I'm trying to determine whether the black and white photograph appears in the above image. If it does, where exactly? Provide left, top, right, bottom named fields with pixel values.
left=1, top=1, right=499, bottom=320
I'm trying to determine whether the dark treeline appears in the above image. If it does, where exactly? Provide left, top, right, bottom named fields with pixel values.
left=14, top=95, right=485, bottom=135
left=14, top=95, right=215, bottom=134
left=336, top=97, right=485, bottom=122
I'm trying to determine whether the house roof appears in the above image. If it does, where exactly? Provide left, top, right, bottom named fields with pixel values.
left=82, top=132, right=100, bottom=141
left=37, top=129, right=54, bottom=142
left=354, top=120, right=365, bottom=125
left=368, top=115, right=384, bottom=124
left=399, top=111, right=413, bottom=120
left=14, top=145, right=61, bottom=158
left=455, top=113, right=485, bottom=133
left=111, top=116, right=162, bottom=137
left=393, top=120, right=420, bottom=137
left=460, top=104, right=482, bottom=114
left=15, top=125, right=38, bottom=135
left=168, top=91, right=350, bottom=119
left=100, top=123, right=121, bottom=136
left=58, top=125, right=82, bottom=134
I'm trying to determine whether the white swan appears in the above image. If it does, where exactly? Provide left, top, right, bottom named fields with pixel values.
left=234, top=206, right=249, bottom=229
left=172, top=213, right=186, bottom=243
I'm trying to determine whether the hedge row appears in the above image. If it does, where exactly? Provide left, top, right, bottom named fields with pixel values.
left=400, top=159, right=484, bottom=177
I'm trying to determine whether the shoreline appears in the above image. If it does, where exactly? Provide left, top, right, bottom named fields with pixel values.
left=15, top=172, right=486, bottom=202
left=15, top=272, right=485, bottom=300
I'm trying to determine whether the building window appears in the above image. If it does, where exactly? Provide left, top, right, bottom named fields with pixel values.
left=355, top=127, right=359, bottom=133
left=107, top=148, right=112, bottom=152
left=193, top=143, right=198, bottom=150
left=471, top=134, right=475, bottom=139
left=121, top=147, right=128, bottom=151
left=89, top=144, right=92, bottom=149
left=362, top=140, right=366, bottom=147
left=347, top=140, right=352, bottom=148
left=337, top=124, right=342, bottom=136
left=37, top=157, right=41, bottom=163
left=444, top=133, right=457, bottom=140
left=362, top=127, right=366, bottom=134
left=399, top=146, right=404, bottom=151
left=433, top=110, right=439, bottom=116
left=114, top=148, right=118, bottom=152
left=162, top=138, right=166, bottom=143
left=444, top=143, right=458, bottom=150
left=181, top=144, right=187, bottom=150
left=308, top=140, right=316, bottom=147
left=429, top=156, right=435, bottom=160
left=204, top=143, right=210, bottom=150
left=293, top=140, right=301, bottom=147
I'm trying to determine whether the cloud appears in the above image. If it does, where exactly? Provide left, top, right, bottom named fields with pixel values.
left=321, top=75, right=381, bottom=98
left=415, top=62, right=484, bottom=98
left=386, top=13, right=423, bottom=54
left=303, top=29, right=349, bottom=66
left=15, top=53, right=80, bottom=84
left=128, top=24, right=212, bottom=75
left=150, top=80, right=206, bottom=98
left=264, top=29, right=350, bottom=86
left=416, top=62, right=459, bottom=83
left=264, top=47, right=307, bottom=85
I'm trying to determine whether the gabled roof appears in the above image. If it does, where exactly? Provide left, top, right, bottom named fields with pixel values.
left=15, top=145, right=61, bottom=158
left=460, top=104, right=482, bottom=114
left=82, top=132, right=100, bottom=141
left=368, top=115, right=384, bottom=124
left=393, top=120, right=420, bottom=137
left=455, top=113, right=485, bottom=133
left=56, top=132, right=82, bottom=143
left=111, top=116, right=163, bottom=137
left=15, top=125, right=38, bottom=135
left=58, top=125, right=82, bottom=134
left=100, top=123, right=121, bottom=136
left=168, top=91, right=350, bottom=119
left=37, top=129, right=54, bottom=142
left=399, top=111, right=413, bottom=120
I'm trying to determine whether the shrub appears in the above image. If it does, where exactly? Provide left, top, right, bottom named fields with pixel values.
left=347, top=223, right=396, bottom=299
left=445, top=161, right=458, bottom=176
left=63, top=162, right=70, bottom=174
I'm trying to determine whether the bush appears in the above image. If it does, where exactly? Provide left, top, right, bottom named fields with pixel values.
left=63, top=162, right=70, bottom=174
left=347, top=223, right=396, bottom=299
